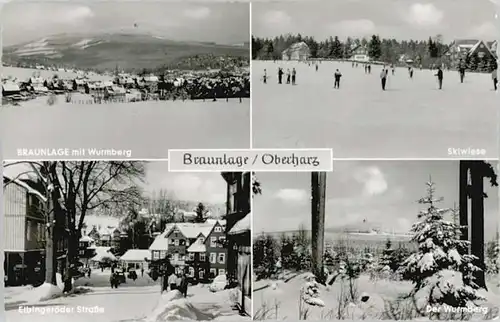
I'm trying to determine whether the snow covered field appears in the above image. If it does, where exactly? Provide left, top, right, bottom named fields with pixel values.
left=253, top=273, right=500, bottom=320
left=4, top=271, right=248, bottom=322
left=252, top=60, right=497, bottom=158
left=0, top=96, right=250, bottom=159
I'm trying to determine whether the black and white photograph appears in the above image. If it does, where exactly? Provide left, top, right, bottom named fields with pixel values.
left=3, top=162, right=251, bottom=321
left=0, top=2, right=250, bottom=159
left=252, top=161, right=499, bottom=320
left=251, top=0, right=498, bottom=158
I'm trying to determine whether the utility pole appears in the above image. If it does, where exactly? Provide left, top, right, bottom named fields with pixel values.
left=311, top=172, right=326, bottom=284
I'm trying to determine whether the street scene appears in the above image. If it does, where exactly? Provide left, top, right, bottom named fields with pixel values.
left=3, top=162, right=251, bottom=321
left=0, top=2, right=250, bottom=159
left=253, top=161, right=500, bottom=320
left=252, top=0, right=498, bottom=158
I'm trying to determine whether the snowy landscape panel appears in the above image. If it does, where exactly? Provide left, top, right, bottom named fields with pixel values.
left=251, top=0, right=498, bottom=158
left=3, top=161, right=252, bottom=321
left=0, top=2, right=251, bottom=159
left=252, top=160, right=500, bottom=320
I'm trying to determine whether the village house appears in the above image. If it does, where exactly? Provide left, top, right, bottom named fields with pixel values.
left=445, top=39, right=498, bottom=68
left=3, top=175, right=47, bottom=286
left=120, top=249, right=151, bottom=271
left=2, top=82, right=21, bottom=97
left=221, top=171, right=251, bottom=314
left=350, top=45, right=370, bottom=62
left=282, top=42, right=310, bottom=61
left=149, top=221, right=226, bottom=280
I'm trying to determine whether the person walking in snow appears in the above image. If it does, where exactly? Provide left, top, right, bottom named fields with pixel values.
left=180, top=271, right=189, bottom=298
left=334, top=69, right=342, bottom=89
left=278, top=68, right=284, bottom=84
left=492, top=68, right=498, bottom=91
left=435, top=67, right=443, bottom=90
left=262, top=69, right=268, bottom=84
left=286, top=69, right=291, bottom=84
left=291, top=68, right=297, bottom=85
left=380, top=69, right=388, bottom=90
left=168, top=271, right=178, bottom=291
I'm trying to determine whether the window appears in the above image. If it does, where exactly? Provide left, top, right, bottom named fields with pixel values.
left=199, top=270, right=204, bottom=280
left=153, top=251, right=159, bottom=260
left=174, top=239, right=179, bottom=246
left=198, top=237, right=205, bottom=244
left=170, top=239, right=175, bottom=245
left=218, top=253, right=225, bottom=264
left=79, top=250, right=84, bottom=256
left=210, top=237, right=217, bottom=247
left=200, top=253, right=206, bottom=262
left=26, top=222, right=31, bottom=241
left=189, top=267, right=195, bottom=277
left=160, top=250, right=167, bottom=259
left=189, top=253, right=194, bottom=261
left=210, top=253, right=216, bottom=264
left=180, top=239, right=186, bottom=246
left=218, top=269, right=225, bottom=276
left=210, top=268, right=216, bottom=277
left=214, top=226, right=222, bottom=233
left=218, top=237, right=225, bottom=247
left=173, top=253, right=179, bottom=261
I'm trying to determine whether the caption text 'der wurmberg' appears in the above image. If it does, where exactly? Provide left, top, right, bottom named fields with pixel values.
left=182, top=153, right=320, bottom=168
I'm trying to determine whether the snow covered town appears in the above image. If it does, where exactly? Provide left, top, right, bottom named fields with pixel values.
left=252, top=161, right=500, bottom=320
left=1, top=63, right=250, bottom=106
left=3, top=162, right=251, bottom=321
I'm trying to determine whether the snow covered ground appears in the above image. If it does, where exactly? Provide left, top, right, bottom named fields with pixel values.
left=252, top=60, right=497, bottom=158
left=4, top=270, right=248, bottom=322
left=253, top=272, right=500, bottom=320
left=0, top=96, right=250, bottom=159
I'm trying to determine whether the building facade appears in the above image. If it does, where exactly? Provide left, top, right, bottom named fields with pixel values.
left=221, top=172, right=251, bottom=314
left=282, top=42, right=311, bottom=61
left=3, top=176, right=46, bottom=286
left=350, top=46, right=370, bottom=62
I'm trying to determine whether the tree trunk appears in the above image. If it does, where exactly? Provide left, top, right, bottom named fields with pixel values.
left=44, top=192, right=57, bottom=285
left=459, top=161, right=469, bottom=243
left=470, top=162, right=486, bottom=289
left=311, top=172, right=327, bottom=284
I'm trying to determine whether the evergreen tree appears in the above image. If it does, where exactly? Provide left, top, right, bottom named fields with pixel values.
left=379, top=238, right=394, bottom=271
left=400, top=181, right=484, bottom=310
left=194, top=202, right=207, bottom=223
left=332, top=36, right=343, bottom=59
left=368, top=35, right=382, bottom=61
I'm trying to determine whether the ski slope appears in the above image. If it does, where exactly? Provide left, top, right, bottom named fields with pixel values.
left=252, top=60, right=497, bottom=158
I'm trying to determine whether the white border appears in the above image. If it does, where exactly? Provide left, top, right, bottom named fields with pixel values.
left=249, top=1, right=253, bottom=151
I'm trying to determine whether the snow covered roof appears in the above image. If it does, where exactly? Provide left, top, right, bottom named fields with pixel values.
left=120, top=249, right=151, bottom=262
left=187, top=242, right=206, bottom=253
left=469, top=40, right=495, bottom=58
left=175, top=223, right=214, bottom=239
left=149, top=222, right=216, bottom=251
left=90, top=247, right=116, bottom=262
left=228, top=213, right=250, bottom=235
left=2, top=83, right=20, bottom=91
left=3, top=175, right=47, bottom=202
left=79, top=236, right=94, bottom=243
left=282, top=42, right=310, bottom=54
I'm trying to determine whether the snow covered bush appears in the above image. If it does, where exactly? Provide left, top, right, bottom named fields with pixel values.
left=399, top=181, right=485, bottom=314
left=485, top=238, right=499, bottom=275
left=253, top=234, right=280, bottom=280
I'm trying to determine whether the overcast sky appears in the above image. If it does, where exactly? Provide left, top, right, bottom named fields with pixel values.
left=1, top=2, right=249, bottom=46
left=3, top=162, right=226, bottom=205
left=252, top=0, right=498, bottom=42
left=253, top=161, right=499, bottom=241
